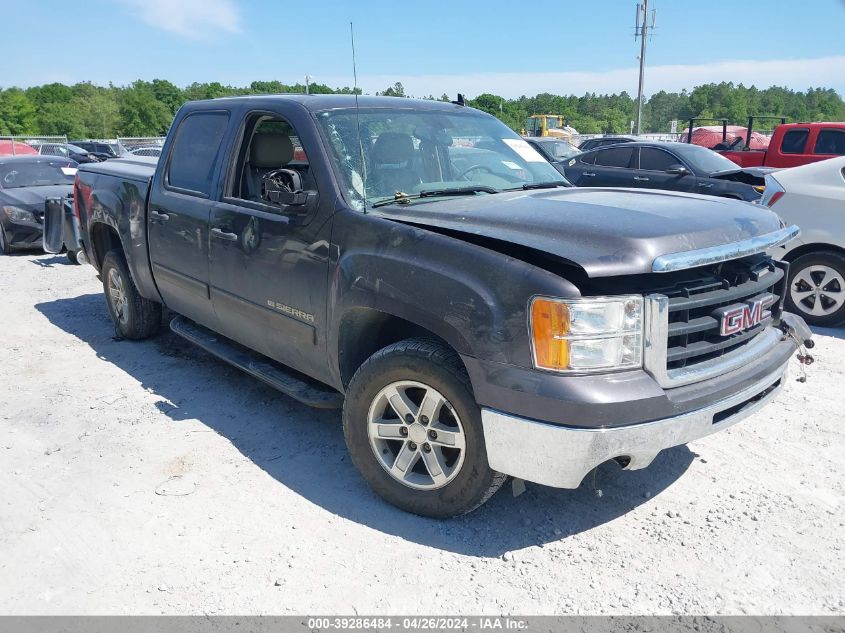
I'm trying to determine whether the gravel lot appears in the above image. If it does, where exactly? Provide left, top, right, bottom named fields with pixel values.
left=1, top=251, right=843, bottom=615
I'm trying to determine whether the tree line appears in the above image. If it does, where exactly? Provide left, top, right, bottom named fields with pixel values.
left=1, top=78, right=843, bottom=139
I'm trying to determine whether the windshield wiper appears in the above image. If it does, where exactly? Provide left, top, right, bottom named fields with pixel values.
left=371, top=186, right=499, bottom=208
left=516, top=181, right=569, bottom=190
left=419, top=185, right=499, bottom=197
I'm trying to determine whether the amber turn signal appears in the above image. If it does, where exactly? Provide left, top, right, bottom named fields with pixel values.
left=530, top=298, right=571, bottom=370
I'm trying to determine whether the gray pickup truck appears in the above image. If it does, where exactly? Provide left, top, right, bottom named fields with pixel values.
left=72, top=95, right=811, bottom=517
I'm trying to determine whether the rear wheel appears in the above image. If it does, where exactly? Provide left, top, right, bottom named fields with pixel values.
left=101, top=249, right=161, bottom=339
left=784, top=251, right=845, bottom=327
left=343, top=339, right=506, bottom=518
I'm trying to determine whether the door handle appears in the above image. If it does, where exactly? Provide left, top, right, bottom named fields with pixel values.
left=583, top=172, right=596, bottom=177
left=633, top=176, right=650, bottom=181
left=698, top=182, right=713, bottom=188
left=150, top=210, right=170, bottom=222
left=211, top=227, right=239, bottom=242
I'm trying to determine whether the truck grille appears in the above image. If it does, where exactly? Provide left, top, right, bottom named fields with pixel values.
left=643, top=256, right=788, bottom=388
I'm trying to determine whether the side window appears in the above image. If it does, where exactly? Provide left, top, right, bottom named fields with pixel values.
left=638, top=147, right=678, bottom=171
left=780, top=129, right=809, bottom=154
left=594, top=146, right=634, bottom=168
left=579, top=151, right=597, bottom=165
left=228, top=115, right=312, bottom=204
left=814, top=129, right=845, bottom=155
left=166, top=112, right=229, bottom=196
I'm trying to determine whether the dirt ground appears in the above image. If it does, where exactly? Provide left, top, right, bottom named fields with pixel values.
left=1, top=251, right=843, bottom=615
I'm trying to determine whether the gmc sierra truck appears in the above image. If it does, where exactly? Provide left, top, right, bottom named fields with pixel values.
left=73, top=95, right=812, bottom=518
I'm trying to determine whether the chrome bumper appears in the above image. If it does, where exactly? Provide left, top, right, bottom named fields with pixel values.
left=481, top=362, right=789, bottom=489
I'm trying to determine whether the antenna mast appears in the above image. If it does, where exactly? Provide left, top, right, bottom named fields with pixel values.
left=350, top=22, right=367, bottom=211
left=634, top=0, right=656, bottom=135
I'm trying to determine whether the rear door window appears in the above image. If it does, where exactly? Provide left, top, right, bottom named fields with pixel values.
left=166, top=111, right=230, bottom=197
left=813, top=129, right=845, bottom=155
left=593, top=146, right=634, bottom=168
left=637, top=147, right=678, bottom=171
left=780, top=129, right=809, bottom=154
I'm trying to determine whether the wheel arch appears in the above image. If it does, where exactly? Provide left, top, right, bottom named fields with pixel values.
left=89, top=221, right=122, bottom=271
left=780, top=242, right=845, bottom=263
left=336, top=307, right=468, bottom=390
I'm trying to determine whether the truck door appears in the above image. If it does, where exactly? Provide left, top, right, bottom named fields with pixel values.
left=148, top=110, right=230, bottom=329
left=208, top=110, right=333, bottom=383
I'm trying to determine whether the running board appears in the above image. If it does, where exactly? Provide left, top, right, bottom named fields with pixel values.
left=169, top=316, right=344, bottom=409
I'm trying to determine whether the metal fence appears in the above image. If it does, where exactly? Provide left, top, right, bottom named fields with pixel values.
left=570, top=133, right=683, bottom=145
left=0, top=135, right=70, bottom=156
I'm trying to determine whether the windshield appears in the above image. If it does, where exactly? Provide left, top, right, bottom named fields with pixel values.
left=0, top=161, right=76, bottom=188
left=316, top=107, right=566, bottom=208
left=675, top=143, right=742, bottom=173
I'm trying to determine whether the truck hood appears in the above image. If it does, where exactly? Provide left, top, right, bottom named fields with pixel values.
left=371, top=187, right=782, bottom=277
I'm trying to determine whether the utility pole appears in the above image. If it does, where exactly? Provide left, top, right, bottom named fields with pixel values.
left=305, top=75, right=312, bottom=95
left=634, top=0, right=655, bottom=135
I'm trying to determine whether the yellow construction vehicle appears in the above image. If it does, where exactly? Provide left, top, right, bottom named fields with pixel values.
left=522, top=114, right=573, bottom=138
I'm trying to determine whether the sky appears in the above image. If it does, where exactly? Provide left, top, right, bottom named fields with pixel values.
left=2, top=0, right=845, bottom=98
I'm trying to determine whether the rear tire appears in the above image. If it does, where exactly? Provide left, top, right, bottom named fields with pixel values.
left=343, top=338, right=506, bottom=518
left=785, top=251, right=845, bottom=327
left=101, top=249, right=161, bottom=340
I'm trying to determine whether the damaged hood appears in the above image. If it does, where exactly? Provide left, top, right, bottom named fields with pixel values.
left=0, top=185, right=73, bottom=210
left=371, top=187, right=782, bottom=277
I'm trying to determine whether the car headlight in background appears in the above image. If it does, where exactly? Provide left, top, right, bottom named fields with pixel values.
left=2, top=206, right=34, bottom=223
left=530, top=295, right=643, bottom=372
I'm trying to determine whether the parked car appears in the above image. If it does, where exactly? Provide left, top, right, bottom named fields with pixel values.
left=718, top=121, right=845, bottom=169
left=565, top=141, right=766, bottom=201
left=577, top=135, right=637, bottom=152
left=30, top=142, right=100, bottom=164
left=760, top=156, right=845, bottom=326
left=130, top=146, right=162, bottom=158
left=74, top=95, right=809, bottom=517
left=0, top=140, right=39, bottom=156
left=0, top=156, right=76, bottom=254
left=70, top=140, right=120, bottom=160
left=524, top=137, right=580, bottom=177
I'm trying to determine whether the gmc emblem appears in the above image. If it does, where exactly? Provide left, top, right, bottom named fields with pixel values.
left=716, top=298, right=767, bottom=336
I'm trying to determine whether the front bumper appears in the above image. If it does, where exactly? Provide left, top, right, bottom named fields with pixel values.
left=482, top=360, right=788, bottom=488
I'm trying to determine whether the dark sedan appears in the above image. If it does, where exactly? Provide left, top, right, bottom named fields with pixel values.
left=0, top=156, right=76, bottom=254
left=563, top=141, right=766, bottom=201
left=577, top=135, right=637, bottom=152
left=524, top=137, right=580, bottom=178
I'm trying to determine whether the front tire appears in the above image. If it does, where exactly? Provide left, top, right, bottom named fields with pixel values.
left=343, top=339, right=506, bottom=518
left=784, top=251, right=845, bottom=327
left=0, top=226, right=10, bottom=255
left=101, top=249, right=161, bottom=339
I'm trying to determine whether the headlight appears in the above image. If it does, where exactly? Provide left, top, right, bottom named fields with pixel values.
left=2, top=206, right=34, bottom=223
left=530, top=295, right=643, bottom=372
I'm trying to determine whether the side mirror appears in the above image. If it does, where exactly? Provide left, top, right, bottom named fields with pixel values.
left=665, top=165, right=689, bottom=175
left=267, top=189, right=318, bottom=215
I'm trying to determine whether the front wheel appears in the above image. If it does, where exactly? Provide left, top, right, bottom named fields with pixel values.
left=784, top=251, right=845, bottom=327
left=0, top=226, right=10, bottom=255
left=101, top=249, right=162, bottom=339
left=343, top=339, right=506, bottom=518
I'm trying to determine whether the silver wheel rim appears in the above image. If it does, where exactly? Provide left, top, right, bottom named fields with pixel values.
left=791, top=264, right=845, bottom=317
left=107, top=268, right=128, bottom=325
left=367, top=380, right=466, bottom=491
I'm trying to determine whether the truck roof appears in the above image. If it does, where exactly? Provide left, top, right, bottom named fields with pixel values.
left=199, top=94, right=473, bottom=113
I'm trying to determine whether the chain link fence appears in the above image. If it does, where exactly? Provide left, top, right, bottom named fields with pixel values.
left=116, top=137, right=166, bottom=157
left=0, top=135, right=70, bottom=157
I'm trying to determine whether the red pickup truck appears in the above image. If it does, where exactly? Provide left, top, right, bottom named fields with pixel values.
left=722, top=122, right=845, bottom=168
